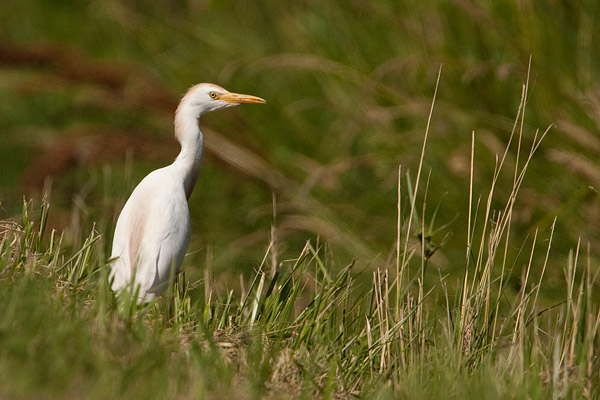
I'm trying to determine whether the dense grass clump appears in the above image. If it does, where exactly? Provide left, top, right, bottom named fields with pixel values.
left=2, top=0, right=600, bottom=285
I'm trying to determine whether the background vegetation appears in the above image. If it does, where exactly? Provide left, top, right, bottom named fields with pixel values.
left=1, top=0, right=600, bottom=398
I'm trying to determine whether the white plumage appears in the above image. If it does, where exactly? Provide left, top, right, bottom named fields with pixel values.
left=109, top=83, right=266, bottom=302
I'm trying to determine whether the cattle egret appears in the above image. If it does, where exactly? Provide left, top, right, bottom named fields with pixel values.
left=109, top=83, right=266, bottom=302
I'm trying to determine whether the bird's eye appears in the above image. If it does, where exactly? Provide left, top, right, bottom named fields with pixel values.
left=209, top=91, right=218, bottom=99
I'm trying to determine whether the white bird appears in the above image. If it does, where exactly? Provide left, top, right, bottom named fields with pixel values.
left=109, top=83, right=266, bottom=302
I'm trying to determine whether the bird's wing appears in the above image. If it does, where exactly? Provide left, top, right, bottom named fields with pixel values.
left=110, top=170, right=191, bottom=301
left=134, top=186, right=190, bottom=298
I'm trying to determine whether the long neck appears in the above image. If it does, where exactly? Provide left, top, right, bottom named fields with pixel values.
left=173, top=103, right=204, bottom=199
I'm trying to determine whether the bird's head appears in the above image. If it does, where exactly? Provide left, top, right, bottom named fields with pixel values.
left=179, top=83, right=266, bottom=116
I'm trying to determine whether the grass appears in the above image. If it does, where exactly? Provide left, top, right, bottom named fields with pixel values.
left=1, top=0, right=600, bottom=398
left=2, top=76, right=599, bottom=398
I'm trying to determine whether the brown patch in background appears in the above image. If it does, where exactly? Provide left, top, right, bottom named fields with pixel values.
left=0, top=40, right=178, bottom=113
left=19, top=129, right=174, bottom=192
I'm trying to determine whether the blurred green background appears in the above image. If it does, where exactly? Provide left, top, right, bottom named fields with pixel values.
left=1, top=0, right=599, bottom=298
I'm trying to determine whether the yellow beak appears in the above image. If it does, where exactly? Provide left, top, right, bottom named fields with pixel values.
left=220, top=92, right=266, bottom=104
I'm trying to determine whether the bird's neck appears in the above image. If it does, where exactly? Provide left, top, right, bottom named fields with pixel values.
left=173, top=105, right=205, bottom=200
